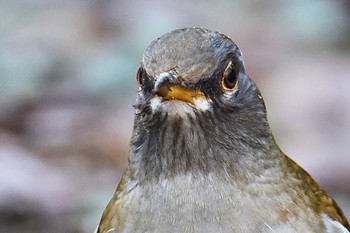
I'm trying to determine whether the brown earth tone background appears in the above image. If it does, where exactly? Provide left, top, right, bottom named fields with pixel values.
left=0, top=1, right=349, bottom=232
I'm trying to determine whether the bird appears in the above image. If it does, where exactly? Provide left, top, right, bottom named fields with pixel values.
left=96, top=27, right=349, bottom=233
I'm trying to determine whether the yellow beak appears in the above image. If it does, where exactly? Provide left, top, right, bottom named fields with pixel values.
left=156, top=85, right=205, bottom=105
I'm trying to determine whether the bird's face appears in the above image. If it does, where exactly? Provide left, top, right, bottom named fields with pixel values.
left=135, top=28, right=264, bottom=124
left=129, top=28, right=274, bottom=179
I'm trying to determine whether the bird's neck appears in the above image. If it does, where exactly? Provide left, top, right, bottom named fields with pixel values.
left=127, top=110, right=282, bottom=184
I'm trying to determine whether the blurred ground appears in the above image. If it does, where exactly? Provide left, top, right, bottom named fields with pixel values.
left=0, top=0, right=349, bottom=232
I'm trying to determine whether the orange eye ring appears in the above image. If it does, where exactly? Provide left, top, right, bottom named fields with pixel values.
left=136, top=68, right=143, bottom=86
left=221, top=61, right=238, bottom=91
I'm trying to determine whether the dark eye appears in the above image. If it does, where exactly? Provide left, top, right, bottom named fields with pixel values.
left=221, top=61, right=238, bottom=90
left=136, top=67, right=143, bottom=86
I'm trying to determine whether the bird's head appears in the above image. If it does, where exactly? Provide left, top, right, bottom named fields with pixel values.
left=130, top=28, right=277, bottom=179
left=135, top=27, right=265, bottom=122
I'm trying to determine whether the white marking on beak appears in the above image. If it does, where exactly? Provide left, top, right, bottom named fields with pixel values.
left=150, top=95, right=212, bottom=118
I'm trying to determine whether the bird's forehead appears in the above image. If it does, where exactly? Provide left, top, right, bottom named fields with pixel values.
left=142, top=28, right=237, bottom=83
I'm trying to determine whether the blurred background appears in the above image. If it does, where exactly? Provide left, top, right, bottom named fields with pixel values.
left=0, top=0, right=349, bottom=232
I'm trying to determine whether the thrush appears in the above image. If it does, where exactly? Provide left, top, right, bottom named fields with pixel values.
left=97, top=27, right=349, bottom=233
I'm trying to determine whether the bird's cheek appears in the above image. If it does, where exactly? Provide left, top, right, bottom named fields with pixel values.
left=220, top=91, right=238, bottom=105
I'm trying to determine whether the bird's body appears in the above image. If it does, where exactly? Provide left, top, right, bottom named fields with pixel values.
left=98, top=166, right=346, bottom=233
left=97, top=28, right=349, bottom=233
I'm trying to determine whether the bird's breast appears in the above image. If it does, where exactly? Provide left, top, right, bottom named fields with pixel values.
left=109, top=173, right=328, bottom=233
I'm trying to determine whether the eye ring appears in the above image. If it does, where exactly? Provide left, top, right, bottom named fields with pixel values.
left=221, top=61, right=238, bottom=91
left=136, top=67, right=143, bottom=86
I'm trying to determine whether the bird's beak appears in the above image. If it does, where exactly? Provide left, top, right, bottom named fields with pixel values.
left=154, top=71, right=205, bottom=105
left=156, top=85, right=205, bottom=105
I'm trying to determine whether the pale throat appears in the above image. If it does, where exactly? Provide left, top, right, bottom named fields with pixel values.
left=149, top=96, right=212, bottom=118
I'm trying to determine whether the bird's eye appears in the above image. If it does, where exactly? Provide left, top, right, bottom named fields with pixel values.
left=136, top=67, right=143, bottom=86
left=221, top=61, right=238, bottom=91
